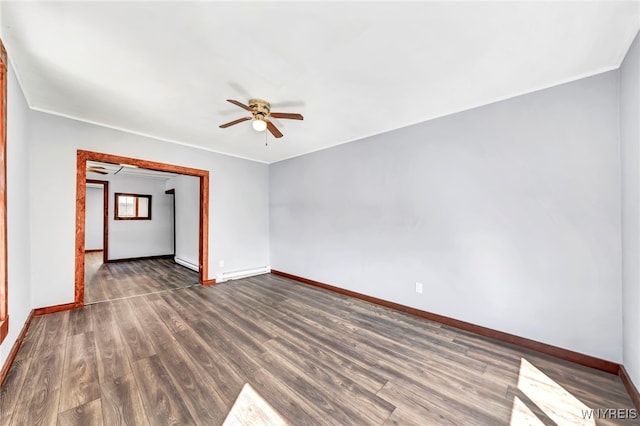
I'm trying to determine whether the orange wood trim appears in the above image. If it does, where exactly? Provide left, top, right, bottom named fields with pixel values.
left=107, top=254, right=173, bottom=263
left=0, top=310, right=32, bottom=388
left=33, top=302, right=79, bottom=316
left=0, top=39, right=8, bottom=345
left=84, top=249, right=103, bottom=253
left=80, top=150, right=209, bottom=176
left=75, top=151, right=88, bottom=306
left=199, top=173, right=209, bottom=284
left=76, top=150, right=212, bottom=307
left=0, top=317, right=7, bottom=347
left=270, top=270, right=621, bottom=375
left=202, top=279, right=216, bottom=286
left=620, top=365, right=640, bottom=410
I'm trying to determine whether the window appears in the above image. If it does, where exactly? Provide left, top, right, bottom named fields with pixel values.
left=114, top=193, right=152, bottom=220
left=0, top=39, right=8, bottom=344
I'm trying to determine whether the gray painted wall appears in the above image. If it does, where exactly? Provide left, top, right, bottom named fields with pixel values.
left=85, top=186, right=103, bottom=251
left=270, top=70, right=622, bottom=362
left=108, top=175, right=174, bottom=260
left=621, top=31, right=640, bottom=391
left=0, top=62, right=33, bottom=369
left=166, top=175, right=200, bottom=270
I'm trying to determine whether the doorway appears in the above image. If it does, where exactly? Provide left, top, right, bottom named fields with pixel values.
left=85, top=179, right=109, bottom=264
left=75, top=150, right=211, bottom=308
left=84, top=180, right=108, bottom=296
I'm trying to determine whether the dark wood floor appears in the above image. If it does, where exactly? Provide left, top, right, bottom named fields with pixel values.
left=84, top=253, right=199, bottom=304
left=1, top=273, right=636, bottom=425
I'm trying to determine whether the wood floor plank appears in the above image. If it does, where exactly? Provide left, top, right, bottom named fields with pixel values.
left=34, top=311, right=70, bottom=354
left=0, top=314, right=44, bottom=423
left=378, top=379, right=480, bottom=426
left=68, top=306, right=94, bottom=336
left=169, top=288, right=263, bottom=376
left=58, top=332, right=100, bottom=412
left=57, top=398, right=103, bottom=426
left=110, top=299, right=155, bottom=362
left=13, top=316, right=45, bottom=363
left=260, top=316, right=388, bottom=393
left=0, top=358, right=30, bottom=426
left=130, top=355, right=196, bottom=426
left=9, top=347, right=65, bottom=426
left=203, top=292, right=276, bottom=344
left=10, top=389, right=61, bottom=426
left=256, top=349, right=370, bottom=424
left=91, top=301, right=132, bottom=383
left=247, top=367, right=335, bottom=425
left=382, top=407, right=451, bottom=426
left=222, top=383, right=288, bottom=426
left=100, top=374, right=150, bottom=426
left=84, top=252, right=103, bottom=287
left=262, top=337, right=395, bottom=423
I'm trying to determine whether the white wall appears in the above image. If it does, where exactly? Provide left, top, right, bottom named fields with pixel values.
left=85, top=186, right=103, bottom=251
left=107, top=175, right=173, bottom=260
left=28, top=112, right=270, bottom=308
left=270, top=70, right=622, bottom=362
left=166, top=175, right=199, bottom=270
left=0, top=62, right=33, bottom=368
left=621, top=31, right=640, bottom=391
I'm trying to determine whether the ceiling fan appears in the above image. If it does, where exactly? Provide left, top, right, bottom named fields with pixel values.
left=219, top=99, right=303, bottom=139
left=87, top=165, right=108, bottom=175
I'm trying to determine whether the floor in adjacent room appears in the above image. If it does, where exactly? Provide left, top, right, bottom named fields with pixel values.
left=84, top=252, right=199, bottom=304
left=0, top=273, right=636, bottom=425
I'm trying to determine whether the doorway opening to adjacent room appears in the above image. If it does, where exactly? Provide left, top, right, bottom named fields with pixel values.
left=75, top=150, right=211, bottom=308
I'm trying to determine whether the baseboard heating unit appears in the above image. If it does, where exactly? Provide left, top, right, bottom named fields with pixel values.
left=174, top=257, right=199, bottom=272
left=217, top=266, right=271, bottom=283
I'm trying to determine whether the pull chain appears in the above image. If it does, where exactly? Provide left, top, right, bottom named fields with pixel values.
left=265, top=130, right=268, bottom=146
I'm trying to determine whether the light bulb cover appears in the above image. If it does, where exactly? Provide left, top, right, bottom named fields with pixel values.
left=252, top=119, right=267, bottom=132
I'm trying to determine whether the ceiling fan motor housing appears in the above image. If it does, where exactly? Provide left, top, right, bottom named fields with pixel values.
left=249, top=99, right=271, bottom=119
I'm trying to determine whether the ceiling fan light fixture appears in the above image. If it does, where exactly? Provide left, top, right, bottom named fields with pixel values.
left=252, top=117, right=267, bottom=132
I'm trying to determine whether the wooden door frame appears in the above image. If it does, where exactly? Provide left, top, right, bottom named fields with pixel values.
left=86, top=179, right=109, bottom=264
left=75, top=150, right=211, bottom=307
left=0, top=40, right=7, bottom=344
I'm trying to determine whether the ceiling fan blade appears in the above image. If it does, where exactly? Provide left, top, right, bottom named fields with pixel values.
left=269, top=112, right=304, bottom=120
left=88, top=168, right=108, bottom=175
left=226, top=99, right=253, bottom=112
left=219, top=116, right=252, bottom=128
left=266, top=121, right=283, bottom=139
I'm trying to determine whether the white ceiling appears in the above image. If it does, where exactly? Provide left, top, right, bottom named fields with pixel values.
left=1, top=1, right=638, bottom=164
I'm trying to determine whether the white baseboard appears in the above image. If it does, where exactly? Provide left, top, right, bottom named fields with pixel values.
left=217, top=265, right=271, bottom=283
left=174, top=257, right=199, bottom=272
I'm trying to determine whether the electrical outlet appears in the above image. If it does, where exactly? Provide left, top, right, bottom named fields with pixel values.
left=415, top=282, right=423, bottom=294
left=219, top=260, right=225, bottom=268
